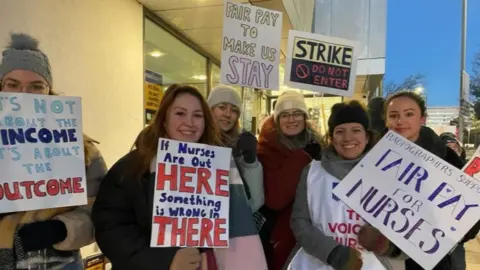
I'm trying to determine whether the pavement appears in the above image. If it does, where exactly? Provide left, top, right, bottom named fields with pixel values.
left=466, top=235, right=480, bottom=270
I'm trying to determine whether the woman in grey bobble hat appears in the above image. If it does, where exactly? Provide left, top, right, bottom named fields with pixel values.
left=207, top=84, right=264, bottom=213
left=0, top=33, right=107, bottom=270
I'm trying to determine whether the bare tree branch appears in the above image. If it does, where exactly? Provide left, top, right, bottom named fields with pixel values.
left=383, top=73, right=426, bottom=97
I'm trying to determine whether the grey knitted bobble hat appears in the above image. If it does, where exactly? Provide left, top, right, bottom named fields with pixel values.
left=0, top=33, right=52, bottom=86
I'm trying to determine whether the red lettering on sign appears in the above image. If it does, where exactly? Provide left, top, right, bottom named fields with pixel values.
left=464, top=157, right=480, bottom=177
left=156, top=165, right=229, bottom=197
left=153, top=216, right=228, bottom=247
left=0, top=178, right=84, bottom=201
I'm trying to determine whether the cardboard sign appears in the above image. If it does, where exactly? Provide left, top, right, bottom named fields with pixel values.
left=284, top=30, right=360, bottom=97
left=0, top=93, right=86, bottom=213
left=150, top=138, right=232, bottom=248
left=333, top=131, right=480, bottom=270
left=220, top=0, right=282, bottom=90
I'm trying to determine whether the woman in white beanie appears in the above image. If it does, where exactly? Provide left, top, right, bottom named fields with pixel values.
left=257, top=91, right=322, bottom=270
left=207, top=84, right=264, bottom=212
left=0, top=33, right=107, bottom=270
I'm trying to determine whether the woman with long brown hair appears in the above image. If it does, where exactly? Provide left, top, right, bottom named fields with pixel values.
left=92, top=84, right=267, bottom=270
left=92, top=84, right=220, bottom=270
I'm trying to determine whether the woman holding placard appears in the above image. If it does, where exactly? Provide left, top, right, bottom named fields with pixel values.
left=207, top=84, right=264, bottom=212
left=357, top=91, right=480, bottom=270
left=257, top=91, right=322, bottom=270
left=0, top=33, right=107, bottom=269
left=287, top=100, right=401, bottom=270
left=92, top=84, right=267, bottom=270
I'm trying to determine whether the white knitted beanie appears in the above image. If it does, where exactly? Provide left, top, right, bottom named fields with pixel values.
left=207, top=84, right=242, bottom=112
left=273, top=91, right=308, bottom=122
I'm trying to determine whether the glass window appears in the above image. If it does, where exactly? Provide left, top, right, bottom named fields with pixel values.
left=144, top=18, right=208, bottom=97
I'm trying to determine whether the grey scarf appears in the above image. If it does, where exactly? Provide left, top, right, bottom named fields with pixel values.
left=321, top=146, right=365, bottom=180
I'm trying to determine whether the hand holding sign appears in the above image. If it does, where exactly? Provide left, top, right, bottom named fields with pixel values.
left=328, top=246, right=363, bottom=270
left=151, top=138, right=232, bottom=248
left=333, top=130, right=480, bottom=270
left=170, top=248, right=202, bottom=270
left=358, top=224, right=391, bottom=255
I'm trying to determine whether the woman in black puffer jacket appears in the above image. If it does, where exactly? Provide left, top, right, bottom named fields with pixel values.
left=361, top=91, right=479, bottom=270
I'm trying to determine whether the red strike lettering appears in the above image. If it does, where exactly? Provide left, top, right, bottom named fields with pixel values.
left=156, top=164, right=229, bottom=197
left=0, top=178, right=84, bottom=201
left=153, top=216, right=228, bottom=247
left=328, top=222, right=361, bottom=234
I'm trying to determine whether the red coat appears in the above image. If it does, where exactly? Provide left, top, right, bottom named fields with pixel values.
left=257, top=116, right=312, bottom=270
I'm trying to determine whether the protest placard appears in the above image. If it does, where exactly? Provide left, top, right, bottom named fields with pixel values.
left=284, top=30, right=360, bottom=97
left=333, top=131, right=480, bottom=270
left=151, top=138, right=232, bottom=248
left=0, top=93, right=86, bottom=213
left=463, top=146, right=480, bottom=183
left=220, top=0, right=282, bottom=90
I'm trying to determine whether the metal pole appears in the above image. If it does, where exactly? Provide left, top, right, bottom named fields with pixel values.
left=459, top=0, right=467, bottom=143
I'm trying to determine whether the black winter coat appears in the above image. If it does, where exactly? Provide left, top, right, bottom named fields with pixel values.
left=91, top=152, right=181, bottom=270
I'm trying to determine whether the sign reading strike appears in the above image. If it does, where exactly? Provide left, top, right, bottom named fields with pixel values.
left=0, top=93, right=86, bottom=213
left=284, top=30, right=360, bottom=97
left=220, top=0, right=282, bottom=90
left=151, top=138, right=232, bottom=248
left=333, top=131, right=480, bottom=270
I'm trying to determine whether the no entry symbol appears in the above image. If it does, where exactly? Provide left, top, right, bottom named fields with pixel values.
left=296, top=64, right=309, bottom=79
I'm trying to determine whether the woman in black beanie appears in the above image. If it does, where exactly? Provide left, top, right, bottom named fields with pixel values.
left=288, top=100, right=393, bottom=270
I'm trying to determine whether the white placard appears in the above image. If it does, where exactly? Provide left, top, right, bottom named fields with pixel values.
left=0, top=93, right=86, bottom=213
left=220, top=0, right=282, bottom=90
left=333, top=130, right=480, bottom=270
left=284, top=30, right=360, bottom=97
left=150, top=138, right=232, bottom=248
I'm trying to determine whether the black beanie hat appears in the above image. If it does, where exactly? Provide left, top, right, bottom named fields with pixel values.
left=328, top=100, right=370, bottom=134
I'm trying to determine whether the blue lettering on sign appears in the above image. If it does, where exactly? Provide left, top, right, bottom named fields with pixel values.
left=0, top=128, right=77, bottom=146
left=332, top=182, right=340, bottom=201
left=375, top=149, right=429, bottom=193
left=345, top=178, right=444, bottom=255
left=34, top=98, right=77, bottom=114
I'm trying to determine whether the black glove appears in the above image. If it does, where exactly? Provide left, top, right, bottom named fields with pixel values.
left=236, top=131, right=257, bottom=163
left=304, top=140, right=321, bottom=160
left=327, top=245, right=363, bottom=270
left=18, top=220, right=67, bottom=252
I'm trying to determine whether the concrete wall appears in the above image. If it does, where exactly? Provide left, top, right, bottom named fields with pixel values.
left=0, top=0, right=144, bottom=168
